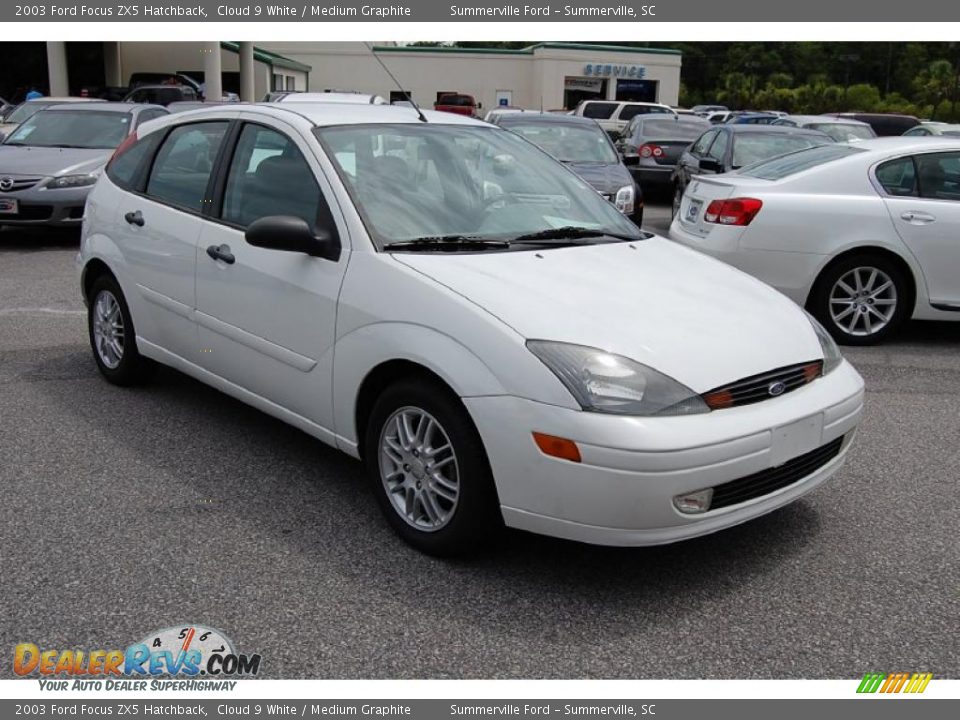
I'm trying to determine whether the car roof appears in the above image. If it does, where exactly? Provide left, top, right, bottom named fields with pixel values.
left=25, top=97, right=104, bottom=103
left=496, top=112, right=600, bottom=127
left=784, top=115, right=871, bottom=126
left=280, top=92, right=386, bottom=104
left=833, top=136, right=960, bottom=153
left=44, top=102, right=155, bottom=114
left=719, top=124, right=828, bottom=135
left=160, top=102, right=489, bottom=128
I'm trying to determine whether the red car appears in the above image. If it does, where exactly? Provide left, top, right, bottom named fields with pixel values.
left=434, top=93, right=480, bottom=117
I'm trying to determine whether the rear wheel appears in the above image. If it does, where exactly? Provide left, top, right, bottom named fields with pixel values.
left=809, top=254, right=910, bottom=345
left=87, top=274, right=154, bottom=385
left=364, top=377, right=500, bottom=556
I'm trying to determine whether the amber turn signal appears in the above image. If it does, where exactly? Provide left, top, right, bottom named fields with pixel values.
left=532, top=432, right=582, bottom=463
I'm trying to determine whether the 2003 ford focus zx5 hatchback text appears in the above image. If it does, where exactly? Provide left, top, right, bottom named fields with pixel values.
left=78, top=103, right=865, bottom=555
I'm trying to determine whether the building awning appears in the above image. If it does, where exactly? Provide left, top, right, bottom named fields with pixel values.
left=219, top=42, right=312, bottom=73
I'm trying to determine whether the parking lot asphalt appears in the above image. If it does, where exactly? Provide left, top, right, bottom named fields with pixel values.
left=2, top=206, right=958, bottom=679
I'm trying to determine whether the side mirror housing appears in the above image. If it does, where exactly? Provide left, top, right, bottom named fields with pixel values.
left=698, top=157, right=724, bottom=173
left=245, top=215, right=340, bottom=262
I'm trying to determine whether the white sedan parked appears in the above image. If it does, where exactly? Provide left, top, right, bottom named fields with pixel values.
left=78, top=103, right=863, bottom=555
left=670, top=138, right=960, bottom=344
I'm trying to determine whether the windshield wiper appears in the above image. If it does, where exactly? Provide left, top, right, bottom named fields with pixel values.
left=382, top=235, right=510, bottom=252
left=509, top=226, right=649, bottom=246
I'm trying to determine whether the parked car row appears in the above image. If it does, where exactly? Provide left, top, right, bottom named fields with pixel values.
left=70, top=100, right=865, bottom=557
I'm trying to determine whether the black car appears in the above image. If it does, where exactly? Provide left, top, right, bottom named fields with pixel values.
left=123, top=85, right=198, bottom=106
left=670, top=124, right=833, bottom=216
left=822, top=112, right=920, bottom=137
left=491, top=112, right=643, bottom=226
left=616, top=115, right=711, bottom=194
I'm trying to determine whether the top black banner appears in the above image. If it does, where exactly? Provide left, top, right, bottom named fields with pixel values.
left=7, top=0, right=958, bottom=22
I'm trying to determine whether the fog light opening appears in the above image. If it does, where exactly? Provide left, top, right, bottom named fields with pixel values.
left=532, top=432, right=581, bottom=463
left=673, top=488, right=714, bottom=514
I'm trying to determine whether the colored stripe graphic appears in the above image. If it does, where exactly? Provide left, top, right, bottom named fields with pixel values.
left=857, top=672, right=932, bottom=693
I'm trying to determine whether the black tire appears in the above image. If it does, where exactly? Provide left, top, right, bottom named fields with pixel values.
left=87, top=274, right=155, bottom=385
left=364, top=376, right=501, bottom=556
left=808, top=254, right=911, bottom=346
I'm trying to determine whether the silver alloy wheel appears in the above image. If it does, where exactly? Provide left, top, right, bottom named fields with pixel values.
left=829, top=266, right=898, bottom=337
left=378, top=406, right=459, bottom=532
left=93, top=290, right=125, bottom=369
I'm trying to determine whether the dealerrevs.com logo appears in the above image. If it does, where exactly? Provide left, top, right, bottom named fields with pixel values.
left=14, top=625, right=261, bottom=691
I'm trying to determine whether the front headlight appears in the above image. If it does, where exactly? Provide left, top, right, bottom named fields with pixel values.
left=805, top=311, right=843, bottom=374
left=46, top=173, right=99, bottom=189
left=527, top=340, right=709, bottom=416
left=614, top=184, right=635, bottom=215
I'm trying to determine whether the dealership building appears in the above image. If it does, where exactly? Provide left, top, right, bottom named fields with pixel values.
left=12, top=42, right=681, bottom=111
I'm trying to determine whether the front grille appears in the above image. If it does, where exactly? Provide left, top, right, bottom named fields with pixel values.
left=709, top=435, right=844, bottom=510
left=702, top=360, right=823, bottom=410
left=0, top=176, right=44, bottom=192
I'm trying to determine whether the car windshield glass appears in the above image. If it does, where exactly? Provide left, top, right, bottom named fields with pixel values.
left=739, top=143, right=866, bottom=179
left=808, top=123, right=875, bottom=142
left=640, top=118, right=710, bottom=140
left=6, top=102, right=49, bottom=124
left=5, top=110, right=130, bottom=149
left=503, top=120, right=617, bottom=164
left=731, top=133, right=831, bottom=169
left=316, top=124, right=641, bottom=249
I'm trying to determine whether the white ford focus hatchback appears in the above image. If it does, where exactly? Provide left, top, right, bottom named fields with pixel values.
left=78, top=104, right=864, bottom=555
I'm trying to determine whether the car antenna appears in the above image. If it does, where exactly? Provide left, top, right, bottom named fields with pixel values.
left=364, top=42, right=427, bottom=122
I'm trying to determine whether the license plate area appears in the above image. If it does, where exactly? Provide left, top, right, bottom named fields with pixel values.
left=0, top=198, right=18, bottom=214
left=683, top=197, right=702, bottom=224
left=771, top=414, right=824, bottom=467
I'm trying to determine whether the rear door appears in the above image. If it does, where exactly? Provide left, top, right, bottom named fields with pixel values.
left=194, top=117, right=351, bottom=431
left=113, top=118, right=233, bottom=362
left=878, top=151, right=960, bottom=308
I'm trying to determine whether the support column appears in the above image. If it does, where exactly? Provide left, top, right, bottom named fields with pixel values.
left=239, top=42, right=255, bottom=102
left=103, top=42, right=123, bottom=87
left=202, top=42, right=222, bottom=102
left=46, top=42, right=69, bottom=96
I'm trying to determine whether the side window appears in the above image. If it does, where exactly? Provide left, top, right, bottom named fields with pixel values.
left=876, top=156, right=917, bottom=196
left=706, top=131, right=729, bottom=162
left=916, top=152, right=960, bottom=201
left=581, top=102, right=618, bottom=120
left=146, top=121, right=228, bottom=212
left=691, top=130, right=717, bottom=156
left=221, top=124, right=330, bottom=231
left=106, top=132, right=160, bottom=191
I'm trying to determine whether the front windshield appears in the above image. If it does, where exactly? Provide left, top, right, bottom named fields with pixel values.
left=6, top=102, right=50, bottom=125
left=731, top=133, right=831, bottom=169
left=808, top=123, right=875, bottom=142
left=5, top=110, right=131, bottom=149
left=503, top=120, right=618, bottom=164
left=316, top=124, right=640, bottom=247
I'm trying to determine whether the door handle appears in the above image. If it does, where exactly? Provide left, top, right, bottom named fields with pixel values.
left=900, top=210, right=936, bottom=224
left=205, top=244, right=235, bottom=265
left=124, top=210, right=144, bottom=227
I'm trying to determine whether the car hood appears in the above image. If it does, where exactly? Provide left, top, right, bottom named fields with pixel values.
left=394, top=236, right=822, bottom=392
left=563, top=161, right=634, bottom=196
left=0, top=145, right=112, bottom=177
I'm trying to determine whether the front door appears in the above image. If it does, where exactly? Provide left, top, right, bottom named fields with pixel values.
left=194, top=119, right=350, bottom=432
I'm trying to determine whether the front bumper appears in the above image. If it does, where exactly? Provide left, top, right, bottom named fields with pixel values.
left=0, top=185, right=91, bottom=227
left=464, top=360, right=864, bottom=546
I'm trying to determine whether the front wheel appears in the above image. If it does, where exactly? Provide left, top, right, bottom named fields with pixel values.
left=364, top=377, right=500, bottom=556
left=809, top=255, right=910, bottom=345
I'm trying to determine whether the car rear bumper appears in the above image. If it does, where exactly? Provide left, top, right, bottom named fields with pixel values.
left=464, top=360, right=864, bottom=546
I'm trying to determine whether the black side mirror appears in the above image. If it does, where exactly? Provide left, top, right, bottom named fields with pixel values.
left=622, top=153, right=640, bottom=166
left=698, top=157, right=724, bottom=173
left=245, top=215, right=340, bottom=262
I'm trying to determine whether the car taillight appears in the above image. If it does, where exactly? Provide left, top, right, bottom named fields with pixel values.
left=703, top=197, right=763, bottom=226
left=638, top=143, right=664, bottom=158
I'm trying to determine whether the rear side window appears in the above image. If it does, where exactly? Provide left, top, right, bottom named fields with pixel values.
left=876, top=157, right=917, bottom=196
left=581, top=102, right=617, bottom=120
left=915, top=152, right=960, bottom=201
left=146, top=121, right=229, bottom=212
left=106, top=132, right=160, bottom=191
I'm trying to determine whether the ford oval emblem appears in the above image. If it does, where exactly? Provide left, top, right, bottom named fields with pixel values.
left=768, top=381, right=787, bottom=396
